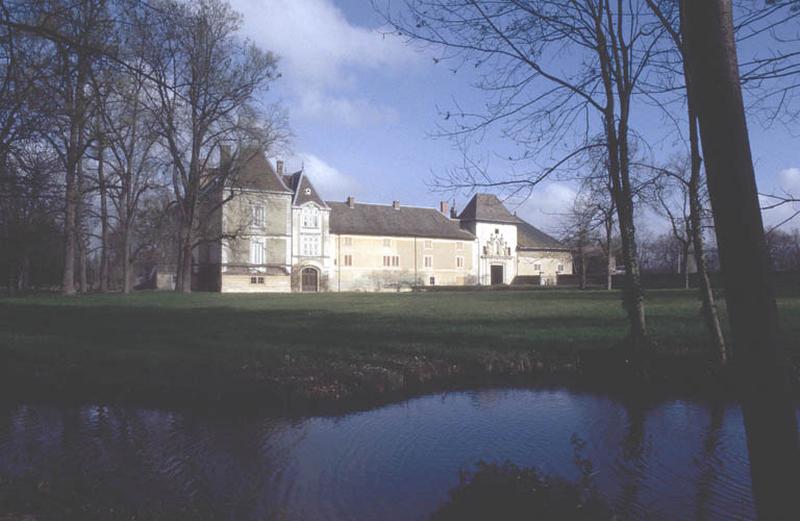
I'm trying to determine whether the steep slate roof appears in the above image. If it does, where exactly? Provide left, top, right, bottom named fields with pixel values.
left=516, top=220, right=569, bottom=250
left=283, top=171, right=329, bottom=208
left=328, top=201, right=475, bottom=240
left=458, top=193, right=522, bottom=224
left=231, top=148, right=291, bottom=193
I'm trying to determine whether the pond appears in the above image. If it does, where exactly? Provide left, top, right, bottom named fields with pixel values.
left=0, top=388, right=781, bottom=520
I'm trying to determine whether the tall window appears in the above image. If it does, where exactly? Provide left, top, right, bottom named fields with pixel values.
left=302, top=235, right=320, bottom=256
left=424, top=240, right=433, bottom=249
left=557, top=264, right=564, bottom=273
left=456, top=256, right=464, bottom=268
left=250, top=238, right=266, bottom=266
left=424, top=256, right=433, bottom=268
left=252, top=204, right=265, bottom=227
left=383, top=255, right=400, bottom=267
left=533, top=263, right=541, bottom=271
left=344, top=254, right=353, bottom=266
left=302, top=206, right=320, bottom=229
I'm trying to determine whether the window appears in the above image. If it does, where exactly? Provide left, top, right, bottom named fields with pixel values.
left=250, top=238, right=266, bottom=266
left=456, top=256, right=464, bottom=268
left=495, top=228, right=500, bottom=234
left=429, top=276, right=435, bottom=285
left=302, top=206, right=320, bottom=229
left=456, top=241, right=463, bottom=250
left=344, top=237, right=352, bottom=246
left=250, top=276, right=265, bottom=284
left=424, top=255, right=433, bottom=268
left=344, top=254, right=353, bottom=266
left=383, top=255, right=400, bottom=267
left=424, top=240, right=433, bottom=249
left=302, top=235, right=320, bottom=256
left=252, top=204, right=265, bottom=227
left=383, top=238, right=391, bottom=247
left=392, top=256, right=399, bottom=267
left=557, top=264, right=564, bottom=273
left=533, top=263, right=541, bottom=271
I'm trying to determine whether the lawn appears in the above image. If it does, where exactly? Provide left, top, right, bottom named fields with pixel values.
left=1, top=289, right=798, bottom=408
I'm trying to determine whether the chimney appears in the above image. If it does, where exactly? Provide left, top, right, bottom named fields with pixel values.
left=347, top=196, right=356, bottom=208
left=439, top=201, right=449, bottom=215
left=450, top=206, right=458, bottom=219
left=392, top=200, right=400, bottom=210
left=276, top=159, right=284, bottom=175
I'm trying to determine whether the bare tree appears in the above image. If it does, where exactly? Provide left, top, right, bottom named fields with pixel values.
left=10, top=0, right=116, bottom=295
left=683, top=0, right=799, bottom=517
left=378, top=0, right=668, bottom=350
left=765, top=227, right=800, bottom=271
left=644, top=0, right=731, bottom=365
left=94, top=59, right=164, bottom=293
left=134, top=0, right=281, bottom=293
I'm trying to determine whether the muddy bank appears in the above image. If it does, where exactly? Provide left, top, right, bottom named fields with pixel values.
left=4, top=347, right=795, bottom=415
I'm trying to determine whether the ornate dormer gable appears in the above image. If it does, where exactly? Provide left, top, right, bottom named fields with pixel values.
left=483, top=229, right=512, bottom=257
left=283, top=169, right=329, bottom=209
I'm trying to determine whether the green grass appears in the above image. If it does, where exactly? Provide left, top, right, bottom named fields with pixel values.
left=1, top=289, right=798, bottom=407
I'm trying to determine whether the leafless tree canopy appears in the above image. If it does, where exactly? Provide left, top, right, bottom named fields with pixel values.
left=0, top=0, right=288, bottom=294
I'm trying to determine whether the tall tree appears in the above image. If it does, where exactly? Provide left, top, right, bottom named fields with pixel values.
left=95, top=61, right=163, bottom=293
left=135, top=0, right=280, bottom=293
left=379, top=0, right=665, bottom=349
left=683, top=0, right=799, bottom=518
left=14, top=0, right=116, bottom=295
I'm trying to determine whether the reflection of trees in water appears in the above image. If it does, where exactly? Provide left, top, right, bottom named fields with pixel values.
left=614, top=397, right=651, bottom=521
left=693, top=403, right=724, bottom=521
left=0, top=405, right=305, bottom=521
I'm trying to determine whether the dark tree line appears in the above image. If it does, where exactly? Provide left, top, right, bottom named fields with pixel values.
left=0, top=0, right=287, bottom=294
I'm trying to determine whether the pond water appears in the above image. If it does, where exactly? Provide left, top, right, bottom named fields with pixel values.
left=0, top=388, right=781, bottom=520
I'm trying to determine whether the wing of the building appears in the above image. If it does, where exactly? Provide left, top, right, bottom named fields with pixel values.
left=195, top=148, right=573, bottom=292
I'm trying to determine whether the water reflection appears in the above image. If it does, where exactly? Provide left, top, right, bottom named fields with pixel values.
left=0, top=390, right=765, bottom=520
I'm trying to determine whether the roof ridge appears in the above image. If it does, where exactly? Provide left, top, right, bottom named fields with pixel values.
left=326, top=200, right=444, bottom=211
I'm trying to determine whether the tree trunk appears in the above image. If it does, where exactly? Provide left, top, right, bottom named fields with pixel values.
left=175, top=222, right=193, bottom=293
left=579, top=244, right=587, bottom=289
left=679, top=3, right=727, bottom=364
left=682, top=242, right=690, bottom=290
left=683, top=1, right=799, bottom=518
left=121, top=219, right=132, bottom=294
left=76, top=158, right=88, bottom=294
left=97, top=132, right=110, bottom=292
left=605, top=216, right=614, bottom=291
left=62, top=152, right=78, bottom=296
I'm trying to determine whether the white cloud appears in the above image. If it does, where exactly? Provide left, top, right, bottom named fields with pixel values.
left=230, top=0, right=416, bottom=125
left=296, top=91, right=399, bottom=127
left=778, top=167, right=800, bottom=194
left=297, top=153, right=359, bottom=200
left=514, top=182, right=578, bottom=233
left=761, top=167, right=800, bottom=228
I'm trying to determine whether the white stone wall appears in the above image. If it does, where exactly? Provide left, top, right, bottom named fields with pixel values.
left=474, top=222, right=518, bottom=285
left=291, top=203, right=334, bottom=290
left=517, top=250, right=574, bottom=285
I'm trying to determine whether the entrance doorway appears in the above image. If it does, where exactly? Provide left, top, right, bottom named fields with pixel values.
left=301, top=267, right=319, bottom=292
left=490, top=265, right=504, bottom=285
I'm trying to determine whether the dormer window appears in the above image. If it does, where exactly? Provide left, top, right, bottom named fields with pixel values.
left=302, top=206, right=320, bottom=229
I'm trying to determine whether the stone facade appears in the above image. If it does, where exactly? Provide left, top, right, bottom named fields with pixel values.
left=196, top=150, right=572, bottom=292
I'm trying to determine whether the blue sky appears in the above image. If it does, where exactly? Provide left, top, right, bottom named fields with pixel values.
left=229, top=0, right=800, bottom=234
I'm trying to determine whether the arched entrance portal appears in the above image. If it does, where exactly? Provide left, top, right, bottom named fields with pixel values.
left=301, top=267, right=319, bottom=292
